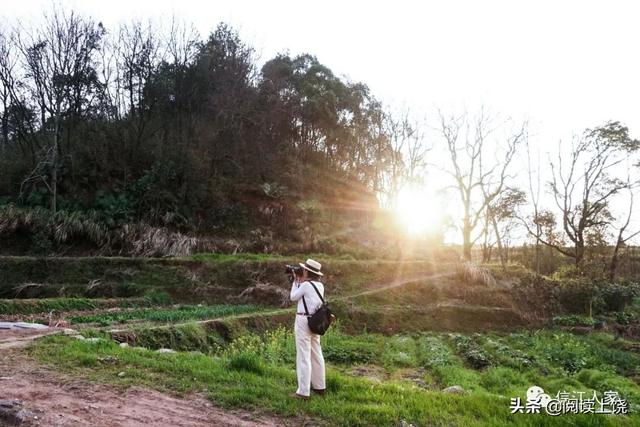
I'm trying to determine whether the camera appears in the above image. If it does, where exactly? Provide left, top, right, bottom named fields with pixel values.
left=285, top=264, right=303, bottom=276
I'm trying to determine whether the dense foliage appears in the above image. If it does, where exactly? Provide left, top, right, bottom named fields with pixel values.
left=0, top=11, right=402, bottom=254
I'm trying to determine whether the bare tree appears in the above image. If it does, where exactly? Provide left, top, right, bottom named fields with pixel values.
left=0, top=27, right=10, bottom=150
left=380, top=109, right=429, bottom=208
left=485, top=187, right=526, bottom=268
left=117, top=21, right=164, bottom=148
left=541, top=122, right=638, bottom=265
left=525, top=135, right=544, bottom=272
left=439, top=109, right=524, bottom=261
left=13, top=8, right=103, bottom=212
left=0, top=28, right=41, bottom=165
left=609, top=183, right=640, bottom=280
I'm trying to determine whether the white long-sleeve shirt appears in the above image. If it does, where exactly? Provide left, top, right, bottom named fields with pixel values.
left=290, top=279, right=325, bottom=315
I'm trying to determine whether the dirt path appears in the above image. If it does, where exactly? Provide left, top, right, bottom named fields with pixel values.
left=0, top=349, right=292, bottom=427
left=0, top=327, right=65, bottom=350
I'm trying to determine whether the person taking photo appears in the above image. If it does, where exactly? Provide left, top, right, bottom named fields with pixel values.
left=289, top=258, right=326, bottom=399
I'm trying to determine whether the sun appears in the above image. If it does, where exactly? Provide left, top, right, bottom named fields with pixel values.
left=393, top=183, right=446, bottom=235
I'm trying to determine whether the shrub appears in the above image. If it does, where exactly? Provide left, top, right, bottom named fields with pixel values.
left=552, top=314, right=596, bottom=327
left=599, top=282, right=640, bottom=312
left=449, top=334, right=493, bottom=370
left=511, top=272, right=561, bottom=319
left=615, top=311, right=635, bottom=325
left=535, top=332, right=594, bottom=374
left=555, top=278, right=600, bottom=316
left=480, top=336, right=534, bottom=369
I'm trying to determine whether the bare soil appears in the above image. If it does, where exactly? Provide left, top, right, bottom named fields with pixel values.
left=0, top=327, right=64, bottom=350
left=0, top=334, right=291, bottom=427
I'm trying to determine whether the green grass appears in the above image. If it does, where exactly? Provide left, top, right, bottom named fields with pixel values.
left=68, top=304, right=263, bottom=326
left=129, top=322, right=228, bottom=352
left=29, top=327, right=640, bottom=426
left=0, top=295, right=169, bottom=315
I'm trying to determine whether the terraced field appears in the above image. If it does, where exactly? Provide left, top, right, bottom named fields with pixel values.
left=2, top=255, right=639, bottom=426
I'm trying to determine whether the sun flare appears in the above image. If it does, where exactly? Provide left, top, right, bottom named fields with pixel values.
left=393, top=184, right=446, bottom=235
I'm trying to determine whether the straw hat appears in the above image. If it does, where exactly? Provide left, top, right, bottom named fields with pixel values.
left=299, top=258, right=323, bottom=276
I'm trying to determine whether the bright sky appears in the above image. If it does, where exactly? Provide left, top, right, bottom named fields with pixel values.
left=3, top=0, right=640, bottom=243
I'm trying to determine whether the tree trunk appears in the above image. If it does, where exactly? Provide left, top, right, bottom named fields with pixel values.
left=51, top=116, right=59, bottom=214
left=1, top=97, right=8, bottom=149
left=490, top=215, right=506, bottom=270
left=575, top=240, right=584, bottom=266
left=462, top=223, right=472, bottom=261
left=534, top=237, right=541, bottom=273
left=608, top=233, right=624, bottom=281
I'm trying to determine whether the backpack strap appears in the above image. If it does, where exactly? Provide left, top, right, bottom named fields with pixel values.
left=301, top=281, right=324, bottom=315
left=307, top=280, right=325, bottom=303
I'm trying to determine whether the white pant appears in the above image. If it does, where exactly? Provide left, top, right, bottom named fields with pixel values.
left=294, top=315, right=326, bottom=396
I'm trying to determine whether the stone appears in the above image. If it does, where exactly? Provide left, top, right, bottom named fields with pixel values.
left=443, top=385, right=465, bottom=394
left=0, top=322, right=49, bottom=330
left=97, top=356, right=118, bottom=365
left=117, top=371, right=126, bottom=377
left=119, top=342, right=129, bottom=348
left=84, top=337, right=103, bottom=343
left=0, top=400, right=38, bottom=425
left=13, top=322, right=49, bottom=330
left=72, top=335, right=86, bottom=340
left=156, top=348, right=176, bottom=354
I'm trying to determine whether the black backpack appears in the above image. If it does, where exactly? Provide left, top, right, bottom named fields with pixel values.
left=302, top=281, right=335, bottom=335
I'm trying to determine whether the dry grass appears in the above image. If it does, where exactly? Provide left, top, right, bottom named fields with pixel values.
left=51, top=210, right=108, bottom=245
left=0, top=204, right=48, bottom=234
left=0, top=204, right=108, bottom=246
left=0, top=205, right=201, bottom=257
left=455, top=261, right=497, bottom=287
left=13, top=282, right=44, bottom=297
left=118, top=223, right=198, bottom=257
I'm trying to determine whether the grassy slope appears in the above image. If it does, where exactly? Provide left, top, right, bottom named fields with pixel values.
left=30, top=327, right=640, bottom=427
left=0, top=255, right=438, bottom=302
